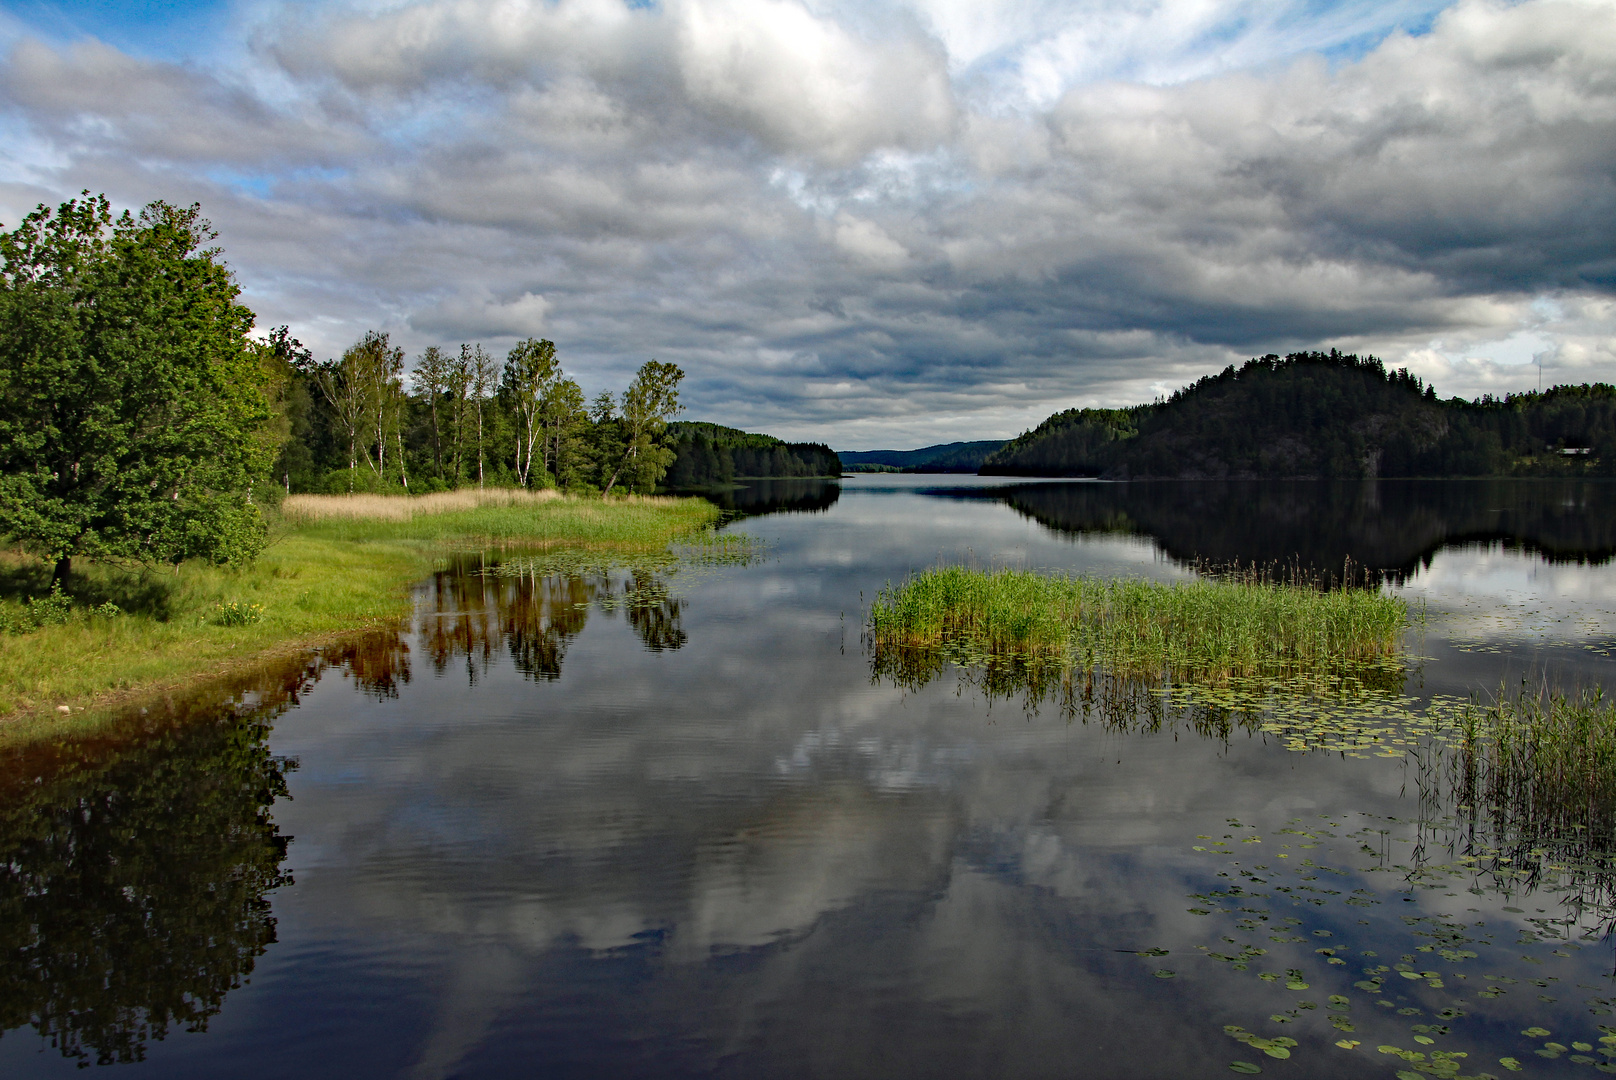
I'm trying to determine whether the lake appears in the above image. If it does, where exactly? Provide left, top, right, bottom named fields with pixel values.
left=4, top=476, right=1616, bottom=1078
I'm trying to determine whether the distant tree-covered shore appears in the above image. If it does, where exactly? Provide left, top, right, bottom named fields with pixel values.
left=982, top=352, right=1616, bottom=479
left=661, top=422, right=840, bottom=488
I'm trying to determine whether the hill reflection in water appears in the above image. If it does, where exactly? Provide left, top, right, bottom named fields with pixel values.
left=927, top=478, right=1616, bottom=583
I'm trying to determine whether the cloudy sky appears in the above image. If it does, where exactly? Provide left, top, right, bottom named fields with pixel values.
left=1, top=0, right=1612, bottom=447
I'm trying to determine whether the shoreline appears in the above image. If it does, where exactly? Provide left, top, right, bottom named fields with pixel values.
left=0, top=492, right=721, bottom=749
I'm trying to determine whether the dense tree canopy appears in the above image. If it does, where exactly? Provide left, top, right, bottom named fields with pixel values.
left=0, top=194, right=272, bottom=579
left=662, top=422, right=841, bottom=488
left=984, top=352, right=1616, bottom=479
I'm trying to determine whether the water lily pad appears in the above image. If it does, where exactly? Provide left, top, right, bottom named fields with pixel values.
left=1229, top=1063, right=1261, bottom=1074
left=1522, top=1027, right=1551, bottom=1037
left=1335, top=1039, right=1361, bottom=1050
left=1155, top=969, right=1176, bottom=979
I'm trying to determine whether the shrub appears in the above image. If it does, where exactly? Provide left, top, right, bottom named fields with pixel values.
left=27, top=583, right=73, bottom=626
left=0, top=603, right=36, bottom=634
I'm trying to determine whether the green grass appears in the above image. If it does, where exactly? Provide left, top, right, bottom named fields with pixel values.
left=869, top=565, right=1409, bottom=685
left=0, top=492, right=720, bottom=743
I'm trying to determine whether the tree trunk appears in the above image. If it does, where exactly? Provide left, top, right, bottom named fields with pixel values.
left=429, top=399, right=442, bottom=474
left=51, top=555, right=71, bottom=586
left=397, top=428, right=410, bottom=491
left=603, top=441, right=637, bottom=497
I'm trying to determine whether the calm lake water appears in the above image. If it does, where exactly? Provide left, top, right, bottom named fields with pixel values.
left=5, top=477, right=1616, bottom=1078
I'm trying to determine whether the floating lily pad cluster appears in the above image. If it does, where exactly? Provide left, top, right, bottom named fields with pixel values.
left=1142, top=812, right=1616, bottom=1077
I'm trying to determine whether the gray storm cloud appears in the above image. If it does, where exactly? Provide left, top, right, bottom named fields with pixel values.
left=0, top=0, right=1612, bottom=444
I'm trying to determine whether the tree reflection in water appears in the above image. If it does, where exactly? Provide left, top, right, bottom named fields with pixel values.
left=0, top=695, right=296, bottom=1065
left=0, top=558, right=686, bottom=1065
left=419, top=559, right=687, bottom=682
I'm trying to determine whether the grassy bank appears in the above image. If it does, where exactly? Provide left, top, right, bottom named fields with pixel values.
left=869, top=565, right=1408, bottom=684
left=0, top=490, right=720, bottom=741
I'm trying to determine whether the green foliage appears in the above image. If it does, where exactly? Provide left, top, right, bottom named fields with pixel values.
left=983, top=408, right=1139, bottom=475
left=501, top=337, right=559, bottom=488
left=28, top=581, right=72, bottom=626
left=986, top=351, right=1616, bottom=478
left=602, top=360, right=684, bottom=495
left=0, top=583, right=81, bottom=634
left=0, top=604, right=33, bottom=635
left=663, top=421, right=840, bottom=488
left=213, top=600, right=264, bottom=626
left=0, top=194, right=272, bottom=573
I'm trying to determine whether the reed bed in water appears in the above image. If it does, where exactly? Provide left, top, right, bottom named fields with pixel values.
left=868, top=566, right=1407, bottom=682
left=281, top=488, right=561, bottom=522
left=1453, top=686, right=1616, bottom=845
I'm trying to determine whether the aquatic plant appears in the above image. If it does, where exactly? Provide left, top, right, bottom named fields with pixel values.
left=1153, top=807, right=1616, bottom=1080
left=869, top=566, right=1408, bottom=686
left=1452, top=686, right=1616, bottom=847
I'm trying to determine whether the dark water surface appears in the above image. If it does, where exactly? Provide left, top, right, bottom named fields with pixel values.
left=5, top=478, right=1616, bottom=1078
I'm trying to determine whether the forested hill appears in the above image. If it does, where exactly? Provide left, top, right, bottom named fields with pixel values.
left=981, top=352, right=1616, bottom=479
left=839, top=441, right=1006, bottom=473
left=662, top=422, right=841, bottom=488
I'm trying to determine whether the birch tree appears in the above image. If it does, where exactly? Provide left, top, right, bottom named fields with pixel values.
left=447, top=344, right=475, bottom=485
left=501, top=338, right=558, bottom=488
left=470, top=344, right=498, bottom=488
left=602, top=361, right=684, bottom=496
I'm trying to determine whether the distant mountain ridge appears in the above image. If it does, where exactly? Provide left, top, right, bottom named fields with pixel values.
left=839, top=441, right=1006, bottom=473
left=982, top=352, right=1616, bottom=479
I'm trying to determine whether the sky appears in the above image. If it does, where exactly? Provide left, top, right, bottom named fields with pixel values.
left=0, top=0, right=1612, bottom=448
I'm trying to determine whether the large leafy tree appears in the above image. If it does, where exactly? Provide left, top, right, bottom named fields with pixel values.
left=0, top=193, right=272, bottom=581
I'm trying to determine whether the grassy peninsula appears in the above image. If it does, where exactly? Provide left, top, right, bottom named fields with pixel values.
left=0, top=489, right=719, bottom=741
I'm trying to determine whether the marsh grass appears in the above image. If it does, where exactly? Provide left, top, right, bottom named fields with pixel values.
left=869, top=566, right=1408, bottom=686
left=0, top=492, right=720, bottom=740
left=1451, top=686, right=1616, bottom=851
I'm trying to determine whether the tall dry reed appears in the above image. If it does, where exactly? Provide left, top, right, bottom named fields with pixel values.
left=281, top=488, right=562, bottom=523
